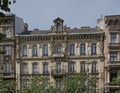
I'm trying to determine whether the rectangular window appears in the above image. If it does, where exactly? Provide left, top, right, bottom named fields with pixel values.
left=69, top=44, right=75, bottom=55
left=5, top=63, right=11, bottom=73
left=4, top=46, right=11, bottom=55
left=56, top=63, right=61, bottom=73
left=69, top=62, right=75, bottom=73
left=110, top=52, right=118, bottom=62
left=110, top=33, right=117, bottom=43
left=32, top=63, right=38, bottom=74
left=21, top=80, right=27, bottom=88
left=81, top=63, right=85, bottom=72
left=92, top=62, right=97, bottom=73
left=21, top=63, right=27, bottom=74
left=56, top=80, right=61, bottom=87
left=43, top=64, right=48, bottom=74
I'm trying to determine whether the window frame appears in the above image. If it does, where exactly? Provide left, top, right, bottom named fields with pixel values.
left=32, top=45, right=38, bottom=56
left=69, top=44, right=75, bottom=55
left=80, top=43, right=86, bottom=55
left=42, top=44, right=48, bottom=56
left=22, top=45, right=27, bottom=56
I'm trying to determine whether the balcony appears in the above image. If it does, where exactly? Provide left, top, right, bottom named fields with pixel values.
left=108, top=61, right=120, bottom=68
left=108, top=43, right=120, bottom=50
left=105, top=83, right=120, bottom=89
left=51, top=53, right=65, bottom=58
left=20, top=71, right=28, bottom=76
left=42, top=71, right=49, bottom=75
left=90, top=70, right=99, bottom=75
left=51, top=69, right=68, bottom=78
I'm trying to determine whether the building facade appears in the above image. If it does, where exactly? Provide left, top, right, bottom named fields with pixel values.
left=0, top=14, right=24, bottom=92
left=16, top=17, right=105, bottom=93
left=104, top=15, right=120, bottom=93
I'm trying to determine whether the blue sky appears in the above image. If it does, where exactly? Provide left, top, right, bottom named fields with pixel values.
left=10, top=0, right=120, bottom=30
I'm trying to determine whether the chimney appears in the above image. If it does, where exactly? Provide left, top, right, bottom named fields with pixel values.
left=24, top=23, right=28, bottom=31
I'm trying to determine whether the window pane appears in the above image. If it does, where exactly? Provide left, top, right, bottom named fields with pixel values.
left=43, top=44, right=48, bottom=56
left=21, top=63, right=27, bottom=74
left=5, top=63, right=11, bottom=73
left=91, top=43, right=96, bottom=54
left=43, top=64, right=48, bottom=74
left=110, top=52, right=118, bottom=61
left=5, top=46, right=11, bottom=55
left=56, top=63, right=61, bottom=73
left=22, top=45, right=27, bottom=56
left=32, top=63, right=38, bottom=74
left=69, top=63, right=74, bottom=72
left=110, top=34, right=117, bottom=43
left=92, top=62, right=96, bottom=73
left=81, top=63, right=85, bottom=72
left=80, top=44, right=86, bottom=55
left=69, top=44, right=75, bottom=55
left=55, top=43, right=61, bottom=53
left=32, top=45, right=38, bottom=56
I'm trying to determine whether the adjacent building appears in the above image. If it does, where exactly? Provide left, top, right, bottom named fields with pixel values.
left=104, top=15, right=120, bottom=93
left=16, top=17, right=105, bottom=93
left=0, top=13, right=24, bottom=92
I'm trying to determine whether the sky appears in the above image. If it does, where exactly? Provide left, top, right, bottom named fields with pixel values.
left=10, top=0, right=120, bottom=30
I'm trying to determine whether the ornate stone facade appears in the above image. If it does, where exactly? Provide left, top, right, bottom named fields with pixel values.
left=16, top=17, right=105, bottom=93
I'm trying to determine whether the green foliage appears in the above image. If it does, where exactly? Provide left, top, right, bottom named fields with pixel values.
left=0, top=0, right=16, bottom=17
left=0, top=76, right=16, bottom=93
left=0, top=33, right=6, bottom=42
left=111, top=71, right=120, bottom=93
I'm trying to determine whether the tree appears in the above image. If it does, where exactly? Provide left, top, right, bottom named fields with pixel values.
left=0, top=0, right=16, bottom=17
left=112, top=71, right=120, bottom=93
left=61, top=73, right=96, bottom=93
left=0, top=76, right=16, bottom=93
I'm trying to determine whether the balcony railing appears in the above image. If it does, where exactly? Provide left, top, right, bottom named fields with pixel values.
left=108, top=43, right=120, bottom=49
left=108, top=61, right=120, bottom=67
left=42, top=71, right=49, bottom=75
left=51, top=69, right=68, bottom=77
left=51, top=53, right=64, bottom=57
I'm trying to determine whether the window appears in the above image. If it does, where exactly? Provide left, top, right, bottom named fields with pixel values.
left=91, top=43, right=97, bottom=54
left=80, top=44, right=86, bottom=55
left=110, top=52, right=118, bottom=62
left=56, top=63, right=61, bottom=73
left=4, top=63, right=11, bottom=73
left=55, top=43, right=61, bottom=53
left=69, top=44, right=75, bottom=55
left=43, top=44, right=48, bottom=56
left=56, top=80, right=61, bottom=87
left=32, top=45, right=38, bottom=56
left=92, top=62, right=97, bottom=73
left=69, top=62, right=75, bottom=73
left=81, top=63, right=85, bottom=73
left=43, top=63, right=48, bottom=74
left=110, top=33, right=117, bottom=43
left=4, top=46, right=11, bottom=55
left=22, top=45, right=27, bottom=56
left=4, top=28, right=11, bottom=38
left=56, top=23, right=60, bottom=32
left=21, top=63, right=27, bottom=74
left=32, top=63, right=38, bottom=74
left=21, top=80, right=27, bottom=88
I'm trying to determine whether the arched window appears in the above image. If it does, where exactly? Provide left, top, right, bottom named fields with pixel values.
left=69, top=44, right=75, bottom=55
left=80, top=44, right=86, bottom=55
left=32, top=45, right=38, bottom=56
left=91, top=43, right=96, bottom=54
left=22, top=45, right=27, bottom=56
left=43, top=44, right=48, bottom=56
left=55, top=43, right=61, bottom=53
